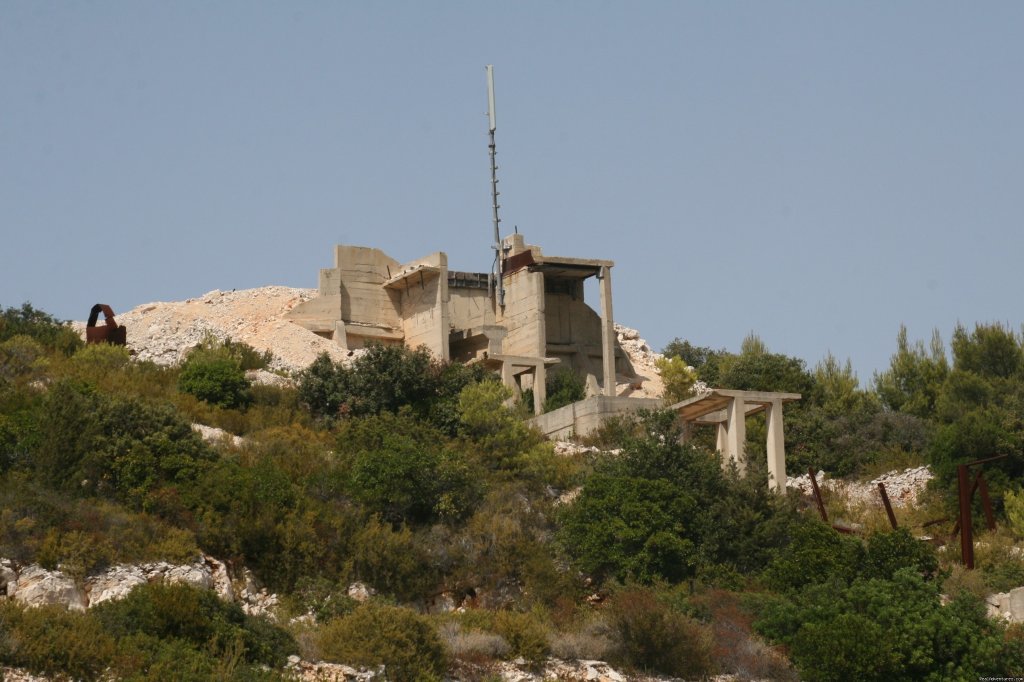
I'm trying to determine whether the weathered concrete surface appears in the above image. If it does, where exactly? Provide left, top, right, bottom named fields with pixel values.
left=529, top=396, right=665, bottom=439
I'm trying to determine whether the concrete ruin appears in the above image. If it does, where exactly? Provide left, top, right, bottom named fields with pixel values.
left=285, top=234, right=633, bottom=414
left=671, top=389, right=802, bottom=492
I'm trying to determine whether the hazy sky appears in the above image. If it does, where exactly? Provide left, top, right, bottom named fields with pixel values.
left=3, top=2, right=1022, bottom=382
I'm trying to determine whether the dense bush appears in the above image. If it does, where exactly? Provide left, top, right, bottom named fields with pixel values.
left=316, top=602, right=447, bottom=681
left=542, top=367, right=586, bottom=412
left=0, top=302, right=83, bottom=356
left=756, top=569, right=1023, bottom=681
left=0, top=602, right=116, bottom=680
left=338, top=412, right=478, bottom=523
left=93, top=582, right=297, bottom=668
left=654, top=355, right=698, bottom=404
left=561, top=410, right=796, bottom=584
left=178, top=346, right=252, bottom=409
left=30, top=381, right=216, bottom=508
left=607, top=586, right=715, bottom=678
left=298, top=344, right=486, bottom=434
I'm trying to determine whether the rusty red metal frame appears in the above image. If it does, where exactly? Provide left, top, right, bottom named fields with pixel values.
left=877, top=482, right=899, bottom=530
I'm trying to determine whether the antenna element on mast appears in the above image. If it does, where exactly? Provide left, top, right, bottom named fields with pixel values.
left=486, top=65, right=505, bottom=307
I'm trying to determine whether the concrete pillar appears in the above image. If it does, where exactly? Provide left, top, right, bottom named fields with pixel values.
left=725, top=397, right=747, bottom=474
left=765, top=399, right=786, bottom=492
left=437, top=257, right=450, bottom=362
left=333, top=321, right=349, bottom=350
left=533, top=363, right=546, bottom=416
left=501, top=360, right=517, bottom=396
left=716, top=422, right=728, bottom=455
left=599, top=265, right=615, bottom=397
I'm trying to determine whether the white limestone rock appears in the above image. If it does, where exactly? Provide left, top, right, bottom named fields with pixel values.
left=0, top=558, right=18, bottom=596
left=206, top=555, right=234, bottom=602
left=85, top=564, right=147, bottom=606
left=165, top=561, right=213, bottom=590
left=347, top=581, right=376, bottom=603
left=191, top=423, right=245, bottom=448
left=11, top=564, right=87, bottom=611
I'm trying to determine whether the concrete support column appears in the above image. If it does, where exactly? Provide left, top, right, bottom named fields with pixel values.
left=715, top=422, right=728, bottom=455
left=533, top=363, right=547, bottom=416
left=437, top=259, right=450, bottom=362
left=333, top=321, right=349, bottom=350
left=765, top=399, right=786, bottom=492
left=725, top=397, right=747, bottom=474
left=501, top=360, right=518, bottom=397
left=599, top=265, right=615, bottom=397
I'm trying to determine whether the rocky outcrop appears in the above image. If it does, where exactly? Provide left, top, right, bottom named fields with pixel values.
left=346, top=581, right=376, bottom=603
left=247, top=368, right=297, bottom=388
left=987, top=586, right=1024, bottom=623
left=2, top=556, right=250, bottom=614
left=85, top=565, right=147, bottom=606
left=191, top=423, right=246, bottom=448
left=286, top=657, right=380, bottom=681
left=11, top=565, right=87, bottom=611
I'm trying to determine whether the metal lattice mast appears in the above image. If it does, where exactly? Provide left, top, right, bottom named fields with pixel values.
left=486, top=65, right=505, bottom=307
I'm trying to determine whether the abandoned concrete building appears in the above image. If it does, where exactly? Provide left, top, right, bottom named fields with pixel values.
left=286, top=233, right=628, bottom=415
left=286, top=232, right=801, bottom=489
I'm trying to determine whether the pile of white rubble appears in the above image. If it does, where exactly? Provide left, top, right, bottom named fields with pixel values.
left=786, top=466, right=934, bottom=509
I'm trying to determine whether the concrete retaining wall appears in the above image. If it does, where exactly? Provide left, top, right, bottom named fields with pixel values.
left=529, top=396, right=664, bottom=440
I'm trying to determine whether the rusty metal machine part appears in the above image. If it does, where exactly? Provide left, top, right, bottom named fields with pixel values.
left=85, top=304, right=127, bottom=345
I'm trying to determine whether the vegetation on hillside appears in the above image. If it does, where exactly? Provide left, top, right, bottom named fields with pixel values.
left=1, top=303, right=1023, bottom=680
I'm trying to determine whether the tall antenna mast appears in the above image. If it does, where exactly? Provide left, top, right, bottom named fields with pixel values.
left=486, top=65, right=505, bottom=307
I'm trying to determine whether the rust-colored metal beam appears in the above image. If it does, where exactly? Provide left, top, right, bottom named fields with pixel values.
left=808, top=468, right=828, bottom=524
left=963, top=454, right=1009, bottom=467
left=877, top=482, right=898, bottom=530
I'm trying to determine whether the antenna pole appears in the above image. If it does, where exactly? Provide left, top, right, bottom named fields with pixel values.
left=486, top=65, right=505, bottom=307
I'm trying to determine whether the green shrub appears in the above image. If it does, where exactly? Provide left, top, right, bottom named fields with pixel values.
left=542, top=368, right=586, bottom=412
left=350, top=516, right=434, bottom=602
left=68, top=342, right=131, bottom=386
left=654, top=355, right=698, bottom=404
left=317, top=602, right=447, bottom=682
left=493, top=609, right=551, bottom=664
left=756, top=569, right=1023, bottom=681
left=0, top=335, right=48, bottom=384
left=0, top=602, right=116, bottom=680
left=560, top=472, right=696, bottom=583
left=607, top=587, right=715, bottom=678
left=0, top=303, right=83, bottom=356
left=762, top=519, right=864, bottom=593
left=862, top=528, right=938, bottom=581
left=31, top=382, right=216, bottom=508
left=341, top=413, right=477, bottom=523
left=220, top=337, right=275, bottom=371
left=299, top=345, right=486, bottom=435
left=178, top=348, right=251, bottom=409
left=92, top=582, right=297, bottom=668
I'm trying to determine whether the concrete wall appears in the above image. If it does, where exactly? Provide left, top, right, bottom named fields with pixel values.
left=333, top=246, right=402, bottom=329
left=448, top=287, right=494, bottom=331
left=529, top=396, right=665, bottom=440
left=497, top=268, right=545, bottom=358
left=398, top=253, right=449, bottom=360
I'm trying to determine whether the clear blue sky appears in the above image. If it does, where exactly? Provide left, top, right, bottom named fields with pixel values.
left=3, top=2, right=1023, bottom=383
